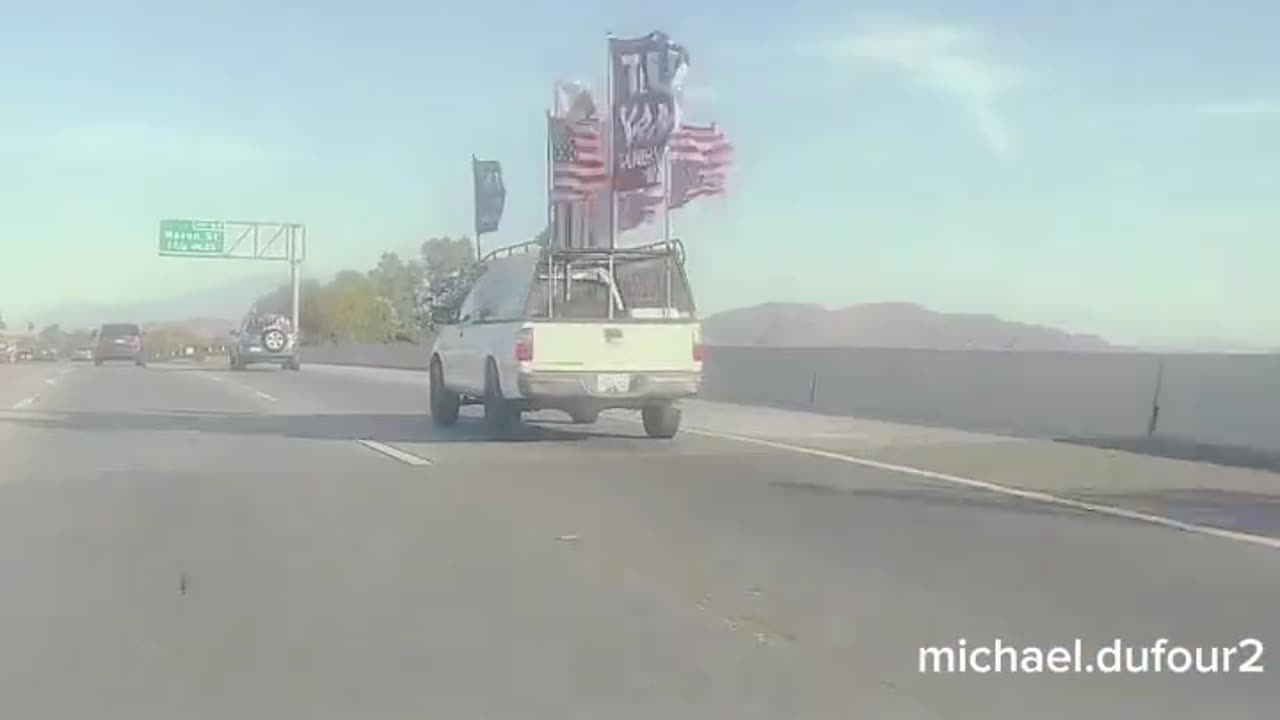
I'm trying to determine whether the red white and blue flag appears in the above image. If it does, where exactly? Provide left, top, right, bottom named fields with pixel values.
left=616, top=122, right=734, bottom=231
left=668, top=122, right=732, bottom=209
left=550, top=116, right=609, bottom=202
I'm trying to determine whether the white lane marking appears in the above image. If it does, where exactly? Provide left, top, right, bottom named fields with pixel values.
left=669, top=424, right=1280, bottom=552
left=254, top=391, right=278, bottom=401
left=11, top=396, right=36, bottom=410
left=358, top=440, right=432, bottom=466
left=45, top=378, right=57, bottom=385
left=209, top=376, right=223, bottom=383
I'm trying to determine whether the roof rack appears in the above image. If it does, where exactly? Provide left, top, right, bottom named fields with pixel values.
left=481, top=238, right=687, bottom=266
left=544, top=239, right=687, bottom=266
left=481, top=238, right=548, bottom=262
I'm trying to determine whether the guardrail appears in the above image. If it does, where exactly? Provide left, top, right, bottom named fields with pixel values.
left=301, top=342, right=1280, bottom=470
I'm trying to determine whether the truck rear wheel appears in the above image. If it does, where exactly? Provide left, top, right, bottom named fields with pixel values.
left=429, top=359, right=460, bottom=427
left=642, top=404, right=681, bottom=439
left=483, top=361, right=519, bottom=437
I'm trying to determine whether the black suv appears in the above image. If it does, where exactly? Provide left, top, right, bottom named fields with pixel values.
left=94, top=323, right=146, bottom=366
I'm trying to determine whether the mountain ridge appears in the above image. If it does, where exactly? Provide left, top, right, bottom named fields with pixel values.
left=703, top=302, right=1129, bottom=351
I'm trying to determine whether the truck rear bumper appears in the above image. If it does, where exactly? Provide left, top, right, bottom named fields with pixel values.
left=238, top=351, right=296, bottom=363
left=517, top=370, right=699, bottom=404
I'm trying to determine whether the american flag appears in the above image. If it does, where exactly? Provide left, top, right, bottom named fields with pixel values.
left=668, top=123, right=732, bottom=209
left=550, top=116, right=608, bottom=202
left=618, top=122, right=734, bottom=230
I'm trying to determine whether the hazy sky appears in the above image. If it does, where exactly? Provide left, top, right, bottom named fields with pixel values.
left=2, top=1, right=1278, bottom=347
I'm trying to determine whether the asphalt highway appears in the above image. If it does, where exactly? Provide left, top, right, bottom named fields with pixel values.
left=0, top=359, right=1275, bottom=719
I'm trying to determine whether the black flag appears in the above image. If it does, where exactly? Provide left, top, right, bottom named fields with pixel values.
left=472, top=157, right=506, bottom=235
left=610, top=31, right=689, bottom=192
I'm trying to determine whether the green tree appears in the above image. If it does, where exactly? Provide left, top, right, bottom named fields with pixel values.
left=320, top=271, right=396, bottom=342
left=415, top=236, right=484, bottom=333
left=369, top=251, right=425, bottom=341
left=37, top=324, right=64, bottom=351
left=255, top=279, right=328, bottom=344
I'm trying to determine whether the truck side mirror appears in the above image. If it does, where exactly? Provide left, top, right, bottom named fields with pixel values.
left=431, top=306, right=457, bottom=324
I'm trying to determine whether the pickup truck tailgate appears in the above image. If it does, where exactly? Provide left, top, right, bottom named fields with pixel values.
left=527, top=321, right=701, bottom=373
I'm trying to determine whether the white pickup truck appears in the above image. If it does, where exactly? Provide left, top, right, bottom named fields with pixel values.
left=428, top=240, right=703, bottom=438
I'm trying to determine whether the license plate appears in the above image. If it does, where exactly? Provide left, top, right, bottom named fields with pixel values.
left=596, top=373, right=631, bottom=393
left=249, top=346, right=262, bottom=353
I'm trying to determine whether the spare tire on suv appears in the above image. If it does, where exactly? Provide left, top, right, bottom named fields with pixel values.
left=262, top=327, right=289, bottom=353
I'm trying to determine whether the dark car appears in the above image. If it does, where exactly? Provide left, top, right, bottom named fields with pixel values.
left=229, top=312, right=300, bottom=371
left=94, top=323, right=146, bottom=366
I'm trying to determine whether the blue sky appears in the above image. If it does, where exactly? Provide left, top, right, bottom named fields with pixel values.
left=2, top=0, right=1278, bottom=347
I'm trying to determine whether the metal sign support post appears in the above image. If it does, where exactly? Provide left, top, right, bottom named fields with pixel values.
left=290, top=225, right=304, bottom=342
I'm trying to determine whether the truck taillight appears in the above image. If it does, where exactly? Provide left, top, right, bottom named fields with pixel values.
left=693, top=342, right=705, bottom=362
left=515, top=329, right=534, bottom=362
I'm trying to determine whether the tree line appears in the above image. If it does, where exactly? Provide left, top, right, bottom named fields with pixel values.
left=4, top=234, right=494, bottom=354
left=253, top=235, right=484, bottom=345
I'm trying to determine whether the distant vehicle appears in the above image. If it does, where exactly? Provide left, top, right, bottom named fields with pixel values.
left=14, top=346, right=34, bottom=362
left=94, top=323, right=146, bottom=367
left=429, top=239, right=702, bottom=438
left=229, top=312, right=300, bottom=371
left=70, top=348, right=94, bottom=362
left=35, top=347, right=57, bottom=362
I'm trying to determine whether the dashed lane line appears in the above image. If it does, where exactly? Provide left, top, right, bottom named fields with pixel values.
left=357, top=440, right=432, bottom=466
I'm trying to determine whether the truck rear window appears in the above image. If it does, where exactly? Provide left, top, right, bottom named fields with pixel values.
left=525, top=256, right=695, bottom=320
left=101, top=324, right=141, bottom=337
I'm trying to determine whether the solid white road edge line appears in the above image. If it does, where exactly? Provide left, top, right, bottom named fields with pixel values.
left=678, top=425, right=1280, bottom=551
left=357, top=440, right=432, bottom=466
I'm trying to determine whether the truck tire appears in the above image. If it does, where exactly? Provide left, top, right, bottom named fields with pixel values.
left=483, top=360, right=519, bottom=437
left=568, top=408, right=600, bottom=424
left=642, top=404, right=681, bottom=439
left=429, top=359, right=460, bottom=427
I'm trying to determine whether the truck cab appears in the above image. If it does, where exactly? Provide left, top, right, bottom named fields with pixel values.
left=429, top=239, right=702, bottom=438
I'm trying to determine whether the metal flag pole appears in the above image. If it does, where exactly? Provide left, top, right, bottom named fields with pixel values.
left=662, top=148, right=672, bottom=244
left=471, top=155, right=482, bottom=262
left=545, top=108, right=553, bottom=249
left=606, top=32, right=617, bottom=252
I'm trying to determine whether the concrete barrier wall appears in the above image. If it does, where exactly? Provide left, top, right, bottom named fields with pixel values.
left=303, top=342, right=430, bottom=371
left=302, top=342, right=1280, bottom=456
left=701, top=347, right=1164, bottom=441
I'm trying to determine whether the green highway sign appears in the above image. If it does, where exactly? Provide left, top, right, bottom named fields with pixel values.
left=159, top=219, right=226, bottom=255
